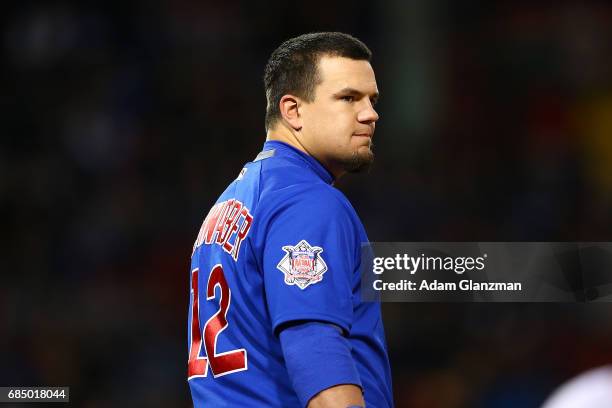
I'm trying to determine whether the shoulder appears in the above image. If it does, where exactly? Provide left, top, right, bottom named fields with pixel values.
left=256, top=155, right=351, bottom=211
left=262, top=181, right=355, bottom=223
left=259, top=155, right=321, bottom=191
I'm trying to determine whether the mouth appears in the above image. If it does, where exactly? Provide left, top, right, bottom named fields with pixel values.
left=352, top=133, right=374, bottom=150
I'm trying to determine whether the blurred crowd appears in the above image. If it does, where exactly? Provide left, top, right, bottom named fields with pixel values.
left=2, top=1, right=612, bottom=406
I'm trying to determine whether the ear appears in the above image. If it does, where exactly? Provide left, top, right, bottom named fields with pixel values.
left=279, top=94, right=303, bottom=131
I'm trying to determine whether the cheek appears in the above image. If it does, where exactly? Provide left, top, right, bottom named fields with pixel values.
left=313, top=112, right=345, bottom=135
left=305, top=105, right=334, bottom=129
left=305, top=104, right=355, bottom=144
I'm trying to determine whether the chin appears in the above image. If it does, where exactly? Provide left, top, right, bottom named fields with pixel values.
left=343, top=149, right=374, bottom=174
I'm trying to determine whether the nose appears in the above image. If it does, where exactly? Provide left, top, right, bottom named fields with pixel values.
left=357, top=101, right=379, bottom=124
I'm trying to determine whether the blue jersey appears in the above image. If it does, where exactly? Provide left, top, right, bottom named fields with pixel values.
left=187, top=140, right=393, bottom=407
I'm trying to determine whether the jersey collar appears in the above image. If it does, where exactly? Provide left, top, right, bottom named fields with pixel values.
left=261, top=140, right=335, bottom=185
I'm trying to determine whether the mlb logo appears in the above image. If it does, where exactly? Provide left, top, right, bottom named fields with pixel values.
left=277, top=240, right=328, bottom=289
left=290, top=251, right=315, bottom=274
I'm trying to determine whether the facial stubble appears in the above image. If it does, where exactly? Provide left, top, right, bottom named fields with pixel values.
left=343, top=140, right=374, bottom=173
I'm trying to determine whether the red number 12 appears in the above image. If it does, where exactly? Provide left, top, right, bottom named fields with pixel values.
left=188, top=264, right=248, bottom=379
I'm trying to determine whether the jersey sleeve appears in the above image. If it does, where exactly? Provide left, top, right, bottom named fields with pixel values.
left=262, top=187, right=358, bottom=334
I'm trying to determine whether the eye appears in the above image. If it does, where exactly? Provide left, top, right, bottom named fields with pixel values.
left=340, top=95, right=354, bottom=102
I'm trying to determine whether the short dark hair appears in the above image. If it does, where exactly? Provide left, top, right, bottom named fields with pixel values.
left=263, top=32, right=372, bottom=132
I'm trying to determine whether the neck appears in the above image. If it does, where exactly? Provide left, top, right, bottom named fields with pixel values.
left=265, top=123, right=306, bottom=154
left=266, top=123, right=344, bottom=180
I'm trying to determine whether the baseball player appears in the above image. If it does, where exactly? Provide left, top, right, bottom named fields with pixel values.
left=187, top=32, right=393, bottom=407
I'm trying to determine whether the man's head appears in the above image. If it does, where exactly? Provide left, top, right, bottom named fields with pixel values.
left=264, top=32, right=379, bottom=177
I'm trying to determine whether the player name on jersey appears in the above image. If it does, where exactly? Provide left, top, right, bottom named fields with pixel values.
left=192, top=199, right=253, bottom=261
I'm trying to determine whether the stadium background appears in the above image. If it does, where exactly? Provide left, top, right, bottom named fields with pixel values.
left=3, top=1, right=612, bottom=406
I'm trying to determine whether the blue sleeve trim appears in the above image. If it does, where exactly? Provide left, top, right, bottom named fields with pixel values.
left=272, top=312, right=352, bottom=336
left=279, top=321, right=362, bottom=407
